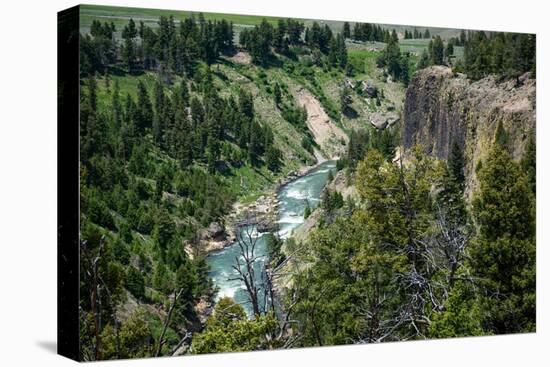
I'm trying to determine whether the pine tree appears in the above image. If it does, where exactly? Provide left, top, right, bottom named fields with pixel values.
left=122, top=19, right=138, bottom=72
left=273, top=83, right=282, bottom=106
left=494, top=121, right=510, bottom=151
left=328, top=36, right=338, bottom=66
left=343, top=22, right=351, bottom=39
left=445, top=42, right=454, bottom=62
left=135, top=80, right=153, bottom=133
left=417, top=49, right=430, bottom=70
left=154, top=85, right=172, bottom=149
left=273, top=19, right=283, bottom=51
left=238, top=88, right=254, bottom=121
left=459, top=29, right=466, bottom=46
left=248, top=121, right=263, bottom=166
left=340, top=85, right=352, bottom=113
left=438, top=141, right=468, bottom=227
left=471, top=144, right=535, bottom=333
left=336, top=33, right=348, bottom=68
left=352, top=23, right=362, bottom=41
left=111, top=80, right=122, bottom=129
left=431, top=35, right=444, bottom=65
left=448, top=141, right=465, bottom=187
left=266, top=145, right=282, bottom=172
left=521, top=133, right=536, bottom=195
left=303, top=204, right=311, bottom=219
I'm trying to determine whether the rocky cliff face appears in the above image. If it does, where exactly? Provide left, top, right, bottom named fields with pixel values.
left=402, top=66, right=536, bottom=195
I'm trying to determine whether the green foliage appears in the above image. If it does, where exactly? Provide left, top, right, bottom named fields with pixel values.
left=521, top=133, right=536, bottom=195
left=172, top=262, right=199, bottom=325
left=321, top=189, right=344, bottom=212
left=81, top=13, right=235, bottom=78
left=281, top=103, right=308, bottom=130
left=122, top=19, right=138, bottom=71
left=445, top=42, right=454, bottom=62
left=191, top=298, right=280, bottom=354
left=438, top=146, right=468, bottom=228
left=266, top=233, right=285, bottom=267
left=377, top=34, right=411, bottom=85
left=473, top=147, right=534, bottom=241
left=240, top=18, right=304, bottom=64
left=126, top=266, right=146, bottom=300
left=273, top=82, right=282, bottom=106
left=80, top=21, right=117, bottom=76
left=355, top=146, right=438, bottom=256
left=416, top=35, right=448, bottom=69
left=340, top=85, right=353, bottom=114
left=118, top=310, right=153, bottom=359
left=495, top=121, right=510, bottom=150
left=288, top=145, right=489, bottom=345
left=351, top=22, right=386, bottom=43
left=240, top=19, right=274, bottom=65
left=428, top=36, right=445, bottom=65
left=428, top=283, right=483, bottom=338
left=417, top=49, right=430, bottom=70
left=343, top=22, right=351, bottom=39
left=303, top=203, right=312, bottom=219
left=112, top=236, right=130, bottom=265
left=460, top=31, right=535, bottom=80
left=266, top=145, right=282, bottom=172
left=291, top=213, right=406, bottom=345
left=471, top=143, right=536, bottom=334
left=448, top=140, right=465, bottom=187
left=346, top=128, right=397, bottom=170
left=152, top=263, right=174, bottom=295
left=153, top=208, right=176, bottom=260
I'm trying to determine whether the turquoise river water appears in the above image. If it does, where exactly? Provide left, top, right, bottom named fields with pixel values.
left=206, top=160, right=337, bottom=315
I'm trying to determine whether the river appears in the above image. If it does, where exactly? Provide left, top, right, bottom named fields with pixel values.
left=206, top=160, right=337, bottom=315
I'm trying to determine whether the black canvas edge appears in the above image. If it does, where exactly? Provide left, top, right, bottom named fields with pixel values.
left=58, top=4, right=81, bottom=362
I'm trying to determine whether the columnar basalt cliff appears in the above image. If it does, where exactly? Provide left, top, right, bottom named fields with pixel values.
left=402, top=66, right=536, bottom=195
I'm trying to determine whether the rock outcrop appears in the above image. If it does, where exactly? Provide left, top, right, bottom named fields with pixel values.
left=402, top=66, right=536, bottom=195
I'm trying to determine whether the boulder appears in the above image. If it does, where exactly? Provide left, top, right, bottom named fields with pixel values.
left=206, top=222, right=225, bottom=241
left=361, top=81, right=378, bottom=98
left=257, top=220, right=277, bottom=233
left=370, top=114, right=388, bottom=129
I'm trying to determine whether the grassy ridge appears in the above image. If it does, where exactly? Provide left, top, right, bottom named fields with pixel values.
left=80, top=4, right=463, bottom=40
left=80, top=4, right=290, bottom=29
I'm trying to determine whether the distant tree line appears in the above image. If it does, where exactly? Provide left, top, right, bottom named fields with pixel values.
left=83, top=15, right=354, bottom=75
left=81, top=14, right=235, bottom=77
left=415, top=30, right=536, bottom=81
left=239, top=18, right=304, bottom=64
left=349, top=22, right=387, bottom=42
left=458, top=31, right=536, bottom=80
left=403, top=27, right=431, bottom=39
left=240, top=19, right=348, bottom=70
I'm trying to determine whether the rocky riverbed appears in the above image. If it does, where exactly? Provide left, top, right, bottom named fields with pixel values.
left=193, top=165, right=321, bottom=256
